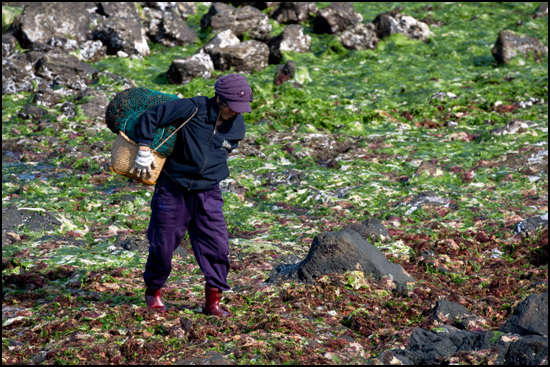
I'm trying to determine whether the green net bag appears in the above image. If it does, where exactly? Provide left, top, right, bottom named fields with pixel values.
left=105, top=87, right=181, bottom=156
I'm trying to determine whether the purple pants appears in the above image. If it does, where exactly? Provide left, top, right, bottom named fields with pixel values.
left=143, top=172, right=230, bottom=291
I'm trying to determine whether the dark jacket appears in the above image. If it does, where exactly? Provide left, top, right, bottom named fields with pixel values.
left=135, top=96, right=246, bottom=190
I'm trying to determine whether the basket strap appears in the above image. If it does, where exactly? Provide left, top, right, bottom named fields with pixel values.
left=152, top=106, right=198, bottom=153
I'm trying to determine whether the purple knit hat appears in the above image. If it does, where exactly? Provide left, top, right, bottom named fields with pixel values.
left=214, top=74, right=253, bottom=113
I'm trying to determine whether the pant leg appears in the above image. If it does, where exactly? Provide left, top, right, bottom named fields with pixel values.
left=188, top=185, right=231, bottom=291
left=143, top=173, right=191, bottom=289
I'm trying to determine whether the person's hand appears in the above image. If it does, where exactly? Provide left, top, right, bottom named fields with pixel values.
left=129, top=148, right=158, bottom=178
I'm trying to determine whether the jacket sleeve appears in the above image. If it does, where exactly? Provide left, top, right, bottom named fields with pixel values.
left=135, top=98, right=198, bottom=147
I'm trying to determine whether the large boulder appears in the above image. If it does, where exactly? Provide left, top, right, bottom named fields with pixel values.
left=268, top=24, right=311, bottom=64
left=492, top=30, right=548, bottom=64
left=201, top=4, right=271, bottom=42
left=271, top=2, right=318, bottom=24
left=372, top=10, right=432, bottom=41
left=500, top=292, right=548, bottom=337
left=268, top=229, right=414, bottom=285
left=312, top=2, right=363, bottom=35
left=379, top=292, right=549, bottom=365
left=209, top=40, right=269, bottom=73
left=11, top=2, right=96, bottom=49
left=9, top=3, right=106, bottom=62
left=166, top=51, right=214, bottom=84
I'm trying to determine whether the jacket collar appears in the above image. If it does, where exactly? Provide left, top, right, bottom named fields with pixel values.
left=207, top=96, right=237, bottom=125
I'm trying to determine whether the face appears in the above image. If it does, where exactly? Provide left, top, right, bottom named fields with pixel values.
left=217, top=97, right=240, bottom=120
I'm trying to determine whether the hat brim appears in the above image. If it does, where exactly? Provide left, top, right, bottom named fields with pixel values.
left=227, top=100, right=252, bottom=113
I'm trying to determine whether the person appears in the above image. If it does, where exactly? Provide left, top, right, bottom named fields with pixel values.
left=131, top=74, right=253, bottom=316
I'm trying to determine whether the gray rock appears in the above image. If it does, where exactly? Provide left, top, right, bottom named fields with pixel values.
left=115, top=234, right=149, bottom=253
left=79, top=94, right=109, bottom=121
left=18, top=104, right=48, bottom=120
left=534, top=3, right=548, bottom=18
left=209, top=40, right=269, bottom=73
left=502, top=334, right=548, bottom=365
left=345, top=218, right=390, bottom=242
left=202, top=29, right=241, bottom=56
left=2, top=207, right=61, bottom=232
left=11, top=3, right=97, bottom=49
left=32, top=89, right=63, bottom=108
left=150, top=8, right=196, bottom=47
left=271, top=2, right=318, bottom=24
left=273, top=60, right=295, bottom=86
left=201, top=4, right=271, bottom=42
left=424, top=299, right=489, bottom=331
left=2, top=51, right=50, bottom=94
left=380, top=326, right=494, bottom=365
left=492, top=30, right=548, bottom=64
left=175, top=351, right=231, bottom=365
left=166, top=51, right=214, bottom=84
left=92, top=16, right=150, bottom=57
left=400, top=191, right=454, bottom=215
left=514, top=213, right=549, bottom=236
left=373, top=10, right=432, bottom=41
left=313, top=2, right=362, bottom=35
left=2, top=33, right=18, bottom=59
left=34, top=52, right=99, bottom=91
left=500, top=292, right=548, bottom=337
left=268, top=24, right=311, bottom=64
left=490, top=119, right=532, bottom=136
left=414, top=161, right=443, bottom=177
left=430, top=91, right=458, bottom=101
left=268, top=229, right=414, bottom=285
left=96, top=2, right=138, bottom=18
left=339, top=22, right=379, bottom=50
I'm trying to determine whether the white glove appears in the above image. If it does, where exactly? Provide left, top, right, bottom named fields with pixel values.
left=129, top=149, right=158, bottom=178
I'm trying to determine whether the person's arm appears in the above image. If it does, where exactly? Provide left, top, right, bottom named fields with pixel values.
left=131, top=98, right=197, bottom=178
left=135, top=98, right=198, bottom=148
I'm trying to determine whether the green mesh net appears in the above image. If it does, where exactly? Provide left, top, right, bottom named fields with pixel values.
left=105, top=87, right=181, bottom=156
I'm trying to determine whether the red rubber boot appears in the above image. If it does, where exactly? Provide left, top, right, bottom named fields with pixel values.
left=145, top=287, right=166, bottom=312
left=202, top=286, right=232, bottom=317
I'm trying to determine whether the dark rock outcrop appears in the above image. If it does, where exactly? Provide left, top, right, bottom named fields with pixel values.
left=2, top=207, right=61, bottom=232
left=500, top=292, right=548, bottom=337
left=379, top=293, right=549, bottom=365
left=268, top=229, right=414, bottom=285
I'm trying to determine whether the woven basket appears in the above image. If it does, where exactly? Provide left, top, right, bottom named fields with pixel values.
left=110, top=131, right=166, bottom=185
